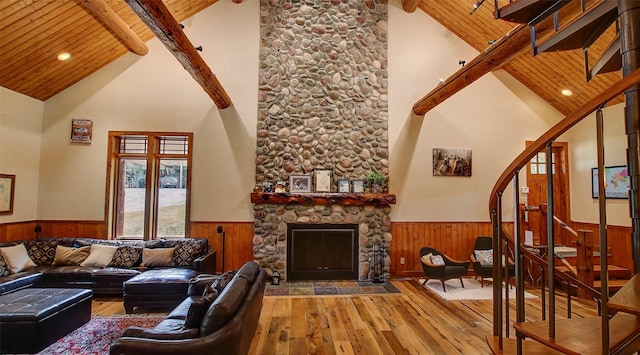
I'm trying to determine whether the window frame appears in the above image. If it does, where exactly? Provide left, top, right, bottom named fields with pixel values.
left=105, top=131, right=193, bottom=240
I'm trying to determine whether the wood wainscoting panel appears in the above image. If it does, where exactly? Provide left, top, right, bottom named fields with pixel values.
left=189, top=221, right=254, bottom=273
left=0, top=220, right=105, bottom=241
left=390, top=221, right=493, bottom=277
left=571, top=222, right=633, bottom=271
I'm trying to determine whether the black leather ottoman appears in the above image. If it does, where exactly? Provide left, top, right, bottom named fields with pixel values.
left=0, top=288, right=92, bottom=353
left=123, top=268, right=198, bottom=313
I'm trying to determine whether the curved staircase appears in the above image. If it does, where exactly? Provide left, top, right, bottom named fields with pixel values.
left=487, top=1, right=640, bottom=353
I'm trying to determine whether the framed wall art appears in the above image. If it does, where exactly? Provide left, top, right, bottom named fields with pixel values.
left=313, top=169, right=332, bottom=192
left=337, top=180, right=351, bottom=193
left=0, top=174, right=15, bottom=215
left=352, top=180, right=365, bottom=193
left=290, top=175, right=311, bottom=193
left=432, top=148, right=472, bottom=176
left=592, top=165, right=629, bottom=199
left=70, top=119, right=93, bottom=144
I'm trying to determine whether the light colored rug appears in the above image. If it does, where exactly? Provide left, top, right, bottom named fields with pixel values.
left=419, top=278, right=537, bottom=301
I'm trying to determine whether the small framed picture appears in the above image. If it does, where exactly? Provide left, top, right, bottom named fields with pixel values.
left=0, top=174, right=16, bottom=215
left=262, top=181, right=274, bottom=192
left=70, top=119, right=93, bottom=144
left=352, top=180, right=365, bottom=193
left=275, top=181, right=287, bottom=193
left=314, top=169, right=333, bottom=192
left=290, top=175, right=311, bottom=193
left=337, top=180, right=351, bottom=193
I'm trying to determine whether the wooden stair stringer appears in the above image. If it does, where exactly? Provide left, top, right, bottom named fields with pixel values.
left=609, top=272, right=640, bottom=316
left=513, top=314, right=640, bottom=355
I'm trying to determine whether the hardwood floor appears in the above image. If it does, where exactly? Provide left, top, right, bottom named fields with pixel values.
left=92, top=278, right=600, bottom=355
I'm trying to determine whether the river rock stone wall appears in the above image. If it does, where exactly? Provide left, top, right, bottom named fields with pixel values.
left=254, top=0, right=390, bottom=281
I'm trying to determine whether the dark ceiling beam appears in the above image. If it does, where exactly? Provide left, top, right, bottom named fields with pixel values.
left=412, top=24, right=531, bottom=116
left=125, top=0, right=232, bottom=109
left=79, top=0, right=148, bottom=56
left=401, top=0, right=421, bottom=13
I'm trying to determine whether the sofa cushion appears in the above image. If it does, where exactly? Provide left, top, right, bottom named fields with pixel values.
left=0, top=244, right=37, bottom=273
left=109, top=245, right=142, bottom=268
left=140, top=248, right=175, bottom=267
left=236, top=261, right=260, bottom=283
left=0, top=253, right=11, bottom=276
left=122, top=320, right=199, bottom=340
left=171, top=240, right=205, bottom=267
left=184, top=290, right=218, bottom=329
left=80, top=244, right=117, bottom=268
left=25, top=240, right=58, bottom=265
left=200, top=276, right=249, bottom=336
left=53, top=245, right=90, bottom=266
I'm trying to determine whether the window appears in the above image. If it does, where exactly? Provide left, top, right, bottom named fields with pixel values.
left=529, top=152, right=555, bottom=175
left=106, top=132, right=192, bottom=240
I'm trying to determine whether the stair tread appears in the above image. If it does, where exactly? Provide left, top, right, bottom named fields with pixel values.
left=556, top=264, right=630, bottom=279
left=609, top=273, right=640, bottom=316
left=496, top=0, right=572, bottom=24
left=594, top=279, right=628, bottom=292
left=514, top=314, right=640, bottom=354
left=486, top=335, right=563, bottom=354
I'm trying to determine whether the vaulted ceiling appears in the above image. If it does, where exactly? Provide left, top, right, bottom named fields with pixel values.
left=0, top=0, right=622, bottom=116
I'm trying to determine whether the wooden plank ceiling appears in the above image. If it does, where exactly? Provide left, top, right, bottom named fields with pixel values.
left=0, top=0, right=218, bottom=101
left=0, top=0, right=623, bottom=116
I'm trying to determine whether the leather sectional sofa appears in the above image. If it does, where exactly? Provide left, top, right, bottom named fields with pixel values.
left=110, top=261, right=267, bottom=355
left=0, top=237, right=216, bottom=298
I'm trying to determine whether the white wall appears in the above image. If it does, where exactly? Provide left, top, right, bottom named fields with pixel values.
left=387, top=1, right=563, bottom=222
left=1, top=0, right=629, bottom=227
left=0, top=88, right=44, bottom=222
left=565, top=103, right=630, bottom=227
left=39, top=1, right=259, bottom=221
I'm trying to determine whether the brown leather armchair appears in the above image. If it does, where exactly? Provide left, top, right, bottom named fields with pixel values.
left=419, top=246, right=470, bottom=292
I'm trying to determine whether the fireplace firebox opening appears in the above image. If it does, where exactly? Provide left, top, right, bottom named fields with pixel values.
left=287, top=223, right=359, bottom=281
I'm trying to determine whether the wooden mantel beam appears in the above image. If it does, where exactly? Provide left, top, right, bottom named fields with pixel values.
left=412, top=24, right=531, bottom=116
left=125, top=0, right=232, bottom=109
left=80, top=0, right=148, bottom=56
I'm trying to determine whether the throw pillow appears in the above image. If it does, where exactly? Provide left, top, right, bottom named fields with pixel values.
left=109, top=245, right=142, bottom=268
left=184, top=290, right=219, bottom=328
left=0, top=252, right=11, bottom=276
left=202, top=269, right=238, bottom=297
left=430, top=255, right=445, bottom=266
left=25, top=240, right=58, bottom=265
left=0, top=243, right=37, bottom=273
left=474, top=250, right=493, bottom=266
left=420, top=253, right=433, bottom=265
left=140, top=247, right=175, bottom=267
left=80, top=244, right=118, bottom=267
left=172, top=240, right=205, bottom=267
left=53, top=245, right=91, bottom=266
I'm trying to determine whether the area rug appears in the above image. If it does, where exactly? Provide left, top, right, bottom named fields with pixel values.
left=419, top=278, right=537, bottom=301
left=38, top=315, right=164, bottom=355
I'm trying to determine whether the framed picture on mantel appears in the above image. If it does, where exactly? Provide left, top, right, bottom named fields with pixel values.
left=290, top=175, right=311, bottom=193
left=313, top=169, right=332, bottom=192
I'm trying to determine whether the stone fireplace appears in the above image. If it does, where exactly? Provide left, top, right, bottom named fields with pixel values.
left=253, top=1, right=390, bottom=281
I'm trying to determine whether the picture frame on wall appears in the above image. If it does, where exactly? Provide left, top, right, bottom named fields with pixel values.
left=432, top=148, right=472, bottom=176
left=290, top=175, right=311, bottom=193
left=70, top=119, right=93, bottom=144
left=313, top=169, right=332, bottom=192
left=351, top=180, right=365, bottom=193
left=337, top=180, right=351, bottom=193
left=592, top=165, right=629, bottom=199
left=0, top=174, right=16, bottom=215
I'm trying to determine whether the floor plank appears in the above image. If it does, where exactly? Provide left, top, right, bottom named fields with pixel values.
left=91, top=278, right=602, bottom=355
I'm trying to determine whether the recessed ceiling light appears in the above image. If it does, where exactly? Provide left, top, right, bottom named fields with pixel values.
left=561, top=89, right=573, bottom=97
left=57, top=52, right=71, bottom=61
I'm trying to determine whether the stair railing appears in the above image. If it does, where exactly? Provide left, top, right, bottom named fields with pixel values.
left=489, top=68, right=640, bottom=353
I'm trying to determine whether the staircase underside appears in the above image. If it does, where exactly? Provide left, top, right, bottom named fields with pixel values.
left=495, top=0, right=572, bottom=24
